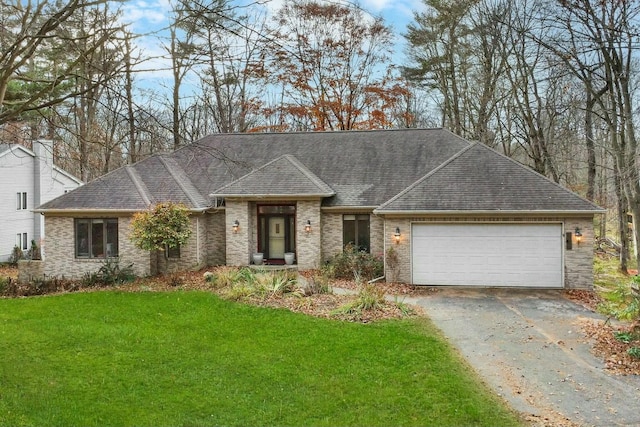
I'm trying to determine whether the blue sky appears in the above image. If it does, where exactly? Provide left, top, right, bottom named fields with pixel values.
left=119, top=0, right=425, bottom=84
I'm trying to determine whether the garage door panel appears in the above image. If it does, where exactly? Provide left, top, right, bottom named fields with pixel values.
left=411, top=224, right=562, bottom=288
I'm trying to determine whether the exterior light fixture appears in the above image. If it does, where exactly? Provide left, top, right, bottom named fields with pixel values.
left=232, top=220, right=239, bottom=233
left=305, top=220, right=312, bottom=233
left=394, top=227, right=401, bottom=244
left=574, top=227, right=582, bottom=245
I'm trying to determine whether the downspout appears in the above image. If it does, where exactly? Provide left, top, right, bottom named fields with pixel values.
left=196, top=216, right=200, bottom=265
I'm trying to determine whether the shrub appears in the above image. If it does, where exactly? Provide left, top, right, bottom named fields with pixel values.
left=8, top=246, right=23, bottom=266
left=332, top=284, right=386, bottom=316
left=224, top=283, right=256, bottom=301
left=601, top=278, right=640, bottom=321
left=614, top=330, right=640, bottom=343
left=385, top=247, right=399, bottom=283
left=303, top=272, right=331, bottom=296
left=255, top=270, right=298, bottom=297
left=28, top=240, right=41, bottom=260
left=209, top=266, right=240, bottom=288
left=167, top=273, right=184, bottom=287
left=628, top=347, right=640, bottom=359
left=96, top=258, right=136, bottom=286
left=0, top=276, right=11, bottom=295
left=81, top=271, right=102, bottom=288
left=327, top=244, right=383, bottom=283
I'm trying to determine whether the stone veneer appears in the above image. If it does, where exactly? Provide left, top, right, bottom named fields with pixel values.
left=383, top=216, right=596, bottom=289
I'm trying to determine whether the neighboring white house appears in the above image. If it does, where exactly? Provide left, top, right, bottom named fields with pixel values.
left=0, top=140, right=83, bottom=262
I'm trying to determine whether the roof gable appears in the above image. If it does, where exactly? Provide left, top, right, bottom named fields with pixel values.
left=376, top=143, right=603, bottom=213
left=213, top=154, right=335, bottom=198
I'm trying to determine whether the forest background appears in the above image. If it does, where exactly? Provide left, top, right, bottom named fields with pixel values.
left=1, top=0, right=639, bottom=270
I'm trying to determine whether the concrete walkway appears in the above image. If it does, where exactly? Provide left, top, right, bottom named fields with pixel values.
left=401, top=289, right=640, bottom=426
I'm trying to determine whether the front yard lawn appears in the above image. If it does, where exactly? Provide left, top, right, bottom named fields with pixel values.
left=0, top=291, right=522, bottom=427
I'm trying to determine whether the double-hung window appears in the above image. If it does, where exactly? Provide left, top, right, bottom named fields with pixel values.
left=16, top=192, right=27, bottom=210
left=343, top=214, right=370, bottom=252
left=75, top=219, right=118, bottom=258
left=16, top=233, right=27, bottom=250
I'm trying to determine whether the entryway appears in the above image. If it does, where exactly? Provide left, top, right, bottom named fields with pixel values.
left=257, top=205, right=296, bottom=263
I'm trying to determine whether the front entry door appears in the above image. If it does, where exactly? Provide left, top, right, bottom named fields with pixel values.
left=257, top=205, right=296, bottom=261
left=268, top=217, right=286, bottom=258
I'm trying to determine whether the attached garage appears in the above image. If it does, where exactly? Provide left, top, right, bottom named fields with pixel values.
left=411, top=223, right=563, bottom=288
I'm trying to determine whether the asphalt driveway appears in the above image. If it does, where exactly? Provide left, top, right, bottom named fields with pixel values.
left=406, top=289, right=640, bottom=426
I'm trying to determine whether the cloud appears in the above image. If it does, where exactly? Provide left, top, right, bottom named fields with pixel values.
left=119, top=0, right=172, bottom=33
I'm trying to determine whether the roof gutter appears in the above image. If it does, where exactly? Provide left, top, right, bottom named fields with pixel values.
left=211, top=193, right=335, bottom=198
left=372, top=209, right=606, bottom=215
left=34, top=207, right=211, bottom=215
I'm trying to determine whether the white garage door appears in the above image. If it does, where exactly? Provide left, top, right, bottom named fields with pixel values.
left=411, top=223, right=563, bottom=288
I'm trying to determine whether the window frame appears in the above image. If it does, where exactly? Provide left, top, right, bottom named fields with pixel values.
left=75, top=218, right=119, bottom=259
left=343, top=214, right=371, bottom=253
left=16, top=192, right=27, bottom=210
left=166, top=244, right=181, bottom=259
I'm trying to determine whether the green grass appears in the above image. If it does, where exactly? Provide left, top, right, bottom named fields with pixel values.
left=0, top=291, right=522, bottom=427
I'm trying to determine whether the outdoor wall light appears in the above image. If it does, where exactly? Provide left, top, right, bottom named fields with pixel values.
left=305, top=220, right=312, bottom=233
left=394, top=227, right=401, bottom=244
left=575, top=227, right=582, bottom=244
left=232, top=220, right=240, bottom=233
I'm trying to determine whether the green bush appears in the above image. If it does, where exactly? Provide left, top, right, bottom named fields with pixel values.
left=255, top=270, right=298, bottom=297
left=327, top=244, right=383, bottom=283
left=332, top=284, right=386, bottom=317
left=600, top=278, right=640, bottom=321
left=28, top=240, right=41, bottom=260
left=627, top=347, right=640, bottom=359
left=8, top=246, right=23, bottom=266
left=98, top=258, right=136, bottom=285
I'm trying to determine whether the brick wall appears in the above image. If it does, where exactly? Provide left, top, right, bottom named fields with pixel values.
left=42, top=215, right=152, bottom=279
left=564, top=217, right=595, bottom=289
left=156, top=215, right=208, bottom=274
left=320, top=211, right=381, bottom=262
left=225, top=200, right=250, bottom=265
left=296, top=200, right=321, bottom=269
left=321, top=212, right=342, bottom=262
left=206, top=211, right=226, bottom=265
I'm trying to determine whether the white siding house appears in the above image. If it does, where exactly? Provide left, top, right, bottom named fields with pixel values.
left=0, top=140, right=82, bottom=262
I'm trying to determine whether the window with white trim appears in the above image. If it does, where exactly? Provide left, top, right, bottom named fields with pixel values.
left=16, top=192, right=27, bottom=210
left=20, top=233, right=28, bottom=250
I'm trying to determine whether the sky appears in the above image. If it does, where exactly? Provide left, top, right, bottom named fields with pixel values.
left=117, top=0, right=426, bottom=85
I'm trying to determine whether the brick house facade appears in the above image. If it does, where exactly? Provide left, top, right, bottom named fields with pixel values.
left=34, top=129, right=603, bottom=289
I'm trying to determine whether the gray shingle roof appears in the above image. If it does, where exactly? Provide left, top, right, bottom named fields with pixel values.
left=213, top=154, right=335, bottom=198
left=38, top=128, right=601, bottom=213
left=375, top=143, right=602, bottom=213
